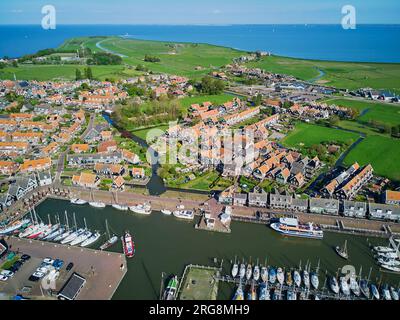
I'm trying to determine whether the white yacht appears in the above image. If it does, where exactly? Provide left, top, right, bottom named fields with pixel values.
left=340, top=277, right=350, bottom=296
left=70, top=230, right=92, bottom=246
left=276, top=267, right=284, bottom=285
left=112, top=204, right=129, bottom=211
left=89, top=202, right=106, bottom=208
left=310, top=272, right=319, bottom=290
left=173, top=210, right=194, bottom=220
left=70, top=199, right=87, bottom=205
left=130, top=203, right=152, bottom=215
left=161, top=209, right=172, bottom=215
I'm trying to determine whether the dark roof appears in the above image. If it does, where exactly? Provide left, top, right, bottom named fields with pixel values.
left=58, top=273, right=86, bottom=300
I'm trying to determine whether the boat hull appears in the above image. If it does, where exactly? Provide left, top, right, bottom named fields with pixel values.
left=270, top=223, right=323, bottom=240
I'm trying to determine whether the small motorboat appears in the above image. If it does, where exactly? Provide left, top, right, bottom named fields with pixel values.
left=260, top=266, right=268, bottom=283
left=349, top=275, right=360, bottom=297
left=163, top=275, right=179, bottom=301
left=370, top=284, right=380, bottom=300
left=247, top=283, right=257, bottom=300
left=89, top=202, right=106, bottom=208
left=112, top=204, right=128, bottom=211
left=340, top=277, right=350, bottom=296
left=130, top=203, right=152, bottom=215
left=239, top=262, right=246, bottom=279
left=379, top=263, right=400, bottom=272
left=374, top=246, right=395, bottom=253
left=253, top=265, right=260, bottom=281
left=293, top=270, right=301, bottom=287
left=390, top=287, right=399, bottom=300
left=70, top=199, right=87, bottom=205
left=276, top=267, right=284, bottom=285
left=310, top=272, right=319, bottom=290
left=303, top=270, right=310, bottom=289
left=268, top=268, right=276, bottom=285
left=231, top=260, right=238, bottom=278
left=330, top=277, right=339, bottom=294
left=246, top=263, right=252, bottom=280
left=161, top=209, right=172, bottom=215
left=381, top=284, right=391, bottom=300
left=286, top=271, right=293, bottom=286
left=360, top=280, right=371, bottom=299
left=335, top=240, right=349, bottom=260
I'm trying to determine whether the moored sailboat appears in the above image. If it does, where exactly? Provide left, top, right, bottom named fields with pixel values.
left=335, top=240, right=349, bottom=260
left=231, top=257, right=238, bottom=278
left=99, top=219, right=118, bottom=250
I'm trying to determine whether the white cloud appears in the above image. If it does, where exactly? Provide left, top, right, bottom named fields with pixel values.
left=212, top=9, right=221, bottom=15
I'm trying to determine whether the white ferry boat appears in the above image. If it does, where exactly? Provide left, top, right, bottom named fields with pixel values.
left=270, top=217, right=323, bottom=240
left=173, top=210, right=194, bottom=220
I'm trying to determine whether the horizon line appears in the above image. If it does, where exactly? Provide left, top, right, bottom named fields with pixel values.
left=1, top=23, right=400, bottom=26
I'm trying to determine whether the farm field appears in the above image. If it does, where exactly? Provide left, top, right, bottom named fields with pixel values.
left=282, top=122, right=360, bottom=149
left=343, top=135, right=400, bottom=181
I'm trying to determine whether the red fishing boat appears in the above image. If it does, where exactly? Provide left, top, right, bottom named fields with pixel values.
left=122, top=231, right=135, bottom=258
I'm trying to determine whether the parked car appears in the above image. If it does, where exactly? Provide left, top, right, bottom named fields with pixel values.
left=1, top=270, right=14, bottom=278
left=53, top=259, right=64, bottom=270
left=36, top=267, right=49, bottom=274
left=0, top=275, right=9, bottom=281
left=21, top=254, right=31, bottom=261
left=43, top=258, right=54, bottom=265
left=28, top=275, right=40, bottom=282
left=66, top=262, right=74, bottom=271
left=32, top=271, right=45, bottom=279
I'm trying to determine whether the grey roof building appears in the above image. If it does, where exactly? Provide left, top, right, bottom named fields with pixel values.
left=369, top=203, right=400, bottom=222
left=269, top=191, right=292, bottom=209
left=309, top=197, right=339, bottom=215
left=343, top=200, right=367, bottom=218
left=233, top=193, right=248, bottom=206
left=248, top=190, right=268, bottom=207
left=291, top=198, right=309, bottom=212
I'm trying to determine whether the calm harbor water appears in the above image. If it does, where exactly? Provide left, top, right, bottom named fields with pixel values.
left=35, top=198, right=400, bottom=300
left=1, top=24, right=400, bottom=62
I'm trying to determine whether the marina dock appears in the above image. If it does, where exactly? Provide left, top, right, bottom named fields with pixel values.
left=3, top=237, right=127, bottom=300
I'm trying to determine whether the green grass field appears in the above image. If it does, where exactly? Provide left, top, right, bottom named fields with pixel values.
left=132, top=124, right=169, bottom=141
left=248, top=55, right=400, bottom=93
left=343, top=135, right=400, bottom=181
left=283, top=122, right=359, bottom=149
left=179, top=94, right=235, bottom=110
left=324, top=98, right=400, bottom=127
left=59, top=36, right=243, bottom=79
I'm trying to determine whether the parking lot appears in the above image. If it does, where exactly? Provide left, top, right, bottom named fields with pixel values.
left=1, top=237, right=127, bottom=300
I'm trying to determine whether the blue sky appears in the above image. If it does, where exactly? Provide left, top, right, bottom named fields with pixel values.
left=1, top=0, right=399, bottom=25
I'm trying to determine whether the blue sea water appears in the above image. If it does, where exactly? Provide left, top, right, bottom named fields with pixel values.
left=0, top=24, right=399, bottom=63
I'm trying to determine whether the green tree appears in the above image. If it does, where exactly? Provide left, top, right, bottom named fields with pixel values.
left=253, top=94, right=263, bottom=106
left=75, top=69, right=82, bottom=81
left=85, top=67, right=93, bottom=80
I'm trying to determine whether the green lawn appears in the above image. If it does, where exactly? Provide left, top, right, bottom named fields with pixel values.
left=343, top=135, right=400, bottom=181
left=283, top=122, right=359, bottom=149
left=249, top=55, right=400, bottom=93
left=132, top=124, right=169, bottom=141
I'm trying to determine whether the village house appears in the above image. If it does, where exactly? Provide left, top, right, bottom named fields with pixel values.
left=276, top=168, right=290, bottom=184
left=289, top=172, right=305, bottom=188
left=130, top=167, right=146, bottom=179
left=309, top=198, right=339, bottom=215
left=269, top=191, right=292, bottom=209
left=290, top=198, right=309, bottom=212
left=12, top=132, right=43, bottom=145
left=369, top=203, right=400, bottom=222
left=100, top=131, right=113, bottom=141
left=233, top=193, right=248, bottom=206
left=383, top=190, right=400, bottom=206
left=98, top=140, right=118, bottom=154
left=19, top=157, right=52, bottom=173
left=41, top=142, right=59, bottom=157
left=335, top=164, right=373, bottom=200
left=37, top=171, right=53, bottom=186
left=71, top=144, right=90, bottom=154
left=0, top=161, right=19, bottom=175
left=218, top=186, right=235, bottom=205
left=67, top=152, right=122, bottom=167
left=0, top=142, right=29, bottom=155
left=7, top=174, right=38, bottom=202
left=112, top=175, right=125, bottom=191
left=342, top=200, right=367, bottom=218
left=248, top=190, right=268, bottom=207
left=94, top=163, right=125, bottom=177
left=224, top=107, right=260, bottom=126
left=121, top=149, right=140, bottom=165
left=72, top=172, right=100, bottom=189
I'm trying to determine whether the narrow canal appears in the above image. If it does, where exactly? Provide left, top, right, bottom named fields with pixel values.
left=35, top=199, right=400, bottom=300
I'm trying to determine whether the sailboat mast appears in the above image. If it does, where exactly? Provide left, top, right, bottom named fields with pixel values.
left=105, top=219, right=110, bottom=239
left=84, top=217, right=87, bottom=230
left=65, top=211, right=69, bottom=231
left=73, top=212, right=77, bottom=230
